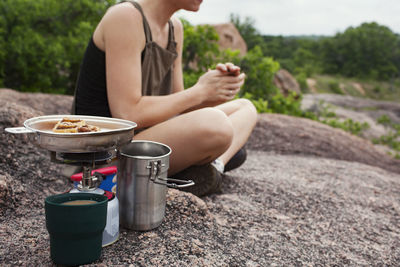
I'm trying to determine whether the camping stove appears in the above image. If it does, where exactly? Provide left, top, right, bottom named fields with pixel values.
left=51, top=151, right=113, bottom=191
left=50, top=151, right=120, bottom=247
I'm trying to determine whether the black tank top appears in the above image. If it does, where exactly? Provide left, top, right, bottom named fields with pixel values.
left=72, top=1, right=178, bottom=117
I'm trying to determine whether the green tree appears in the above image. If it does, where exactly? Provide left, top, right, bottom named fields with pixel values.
left=321, top=22, right=399, bottom=80
left=0, top=0, right=115, bottom=94
left=262, top=36, right=323, bottom=75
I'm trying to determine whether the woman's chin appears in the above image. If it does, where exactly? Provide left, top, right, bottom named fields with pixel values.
left=184, top=5, right=200, bottom=12
left=185, top=0, right=202, bottom=12
left=189, top=7, right=200, bottom=12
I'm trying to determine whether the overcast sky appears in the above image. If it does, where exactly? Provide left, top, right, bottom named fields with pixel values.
left=177, top=0, right=400, bottom=36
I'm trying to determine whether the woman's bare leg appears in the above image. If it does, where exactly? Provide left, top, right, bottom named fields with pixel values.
left=215, top=98, right=258, bottom=165
left=133, top=99, right=256, bottom=174
left=133, top=107, right=234, bottom=175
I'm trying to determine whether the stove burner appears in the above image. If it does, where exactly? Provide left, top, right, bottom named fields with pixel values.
left=49, top=150, right=116, bottom=190
left=50, top=151, right=114, bottom=165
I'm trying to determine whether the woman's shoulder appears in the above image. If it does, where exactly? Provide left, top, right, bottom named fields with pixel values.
left=100, top=2, right=144, bottom=37
left=96, top=2, right=145, bottom=50
left=103, top=2, right=142, bottom=25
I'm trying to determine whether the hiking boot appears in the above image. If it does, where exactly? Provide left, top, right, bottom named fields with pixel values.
left=172, top=163, right=222, bottom=197
left=224, top=147, right=247, bottom=172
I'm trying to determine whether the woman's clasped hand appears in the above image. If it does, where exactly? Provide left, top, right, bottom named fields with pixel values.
left=195, top=62, right=245, bottom=106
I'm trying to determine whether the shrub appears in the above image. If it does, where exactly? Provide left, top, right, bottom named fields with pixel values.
left=373, top=116, right=400, bottom=157
left=322, top=118, right=370, bottom=136
left=238, top=46, right=280, bottom=99
left=243, top=93, right=271, bottom=113
left=377, top=114, right=391, bottom=125
left=0, top=0, right=115, bottom=94
left=295, top=72, right=309, bottom=93
left=373, top=85, right=383, bottom=94
left=328, top=80, right=343, bottom=94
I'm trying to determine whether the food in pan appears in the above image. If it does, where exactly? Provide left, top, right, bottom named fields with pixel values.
left=52, top=118, right=100, bottom=133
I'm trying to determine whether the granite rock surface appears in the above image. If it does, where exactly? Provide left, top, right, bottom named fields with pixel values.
left=1, top=89, right=399, bottom=266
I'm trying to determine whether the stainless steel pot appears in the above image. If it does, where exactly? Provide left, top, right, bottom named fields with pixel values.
left=5, top=115, right=137, bottom=152
left=118, top=140, right=194, bottom=231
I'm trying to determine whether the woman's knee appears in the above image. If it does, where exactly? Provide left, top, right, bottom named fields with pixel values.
left=237, top=98, right=257, bottom=114
left=195, top=108, right=234, bottom=151
left=235, top=98, right=258, bottom=124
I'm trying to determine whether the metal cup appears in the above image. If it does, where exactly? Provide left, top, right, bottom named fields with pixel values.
left=118, top=140, right=194, bottom=231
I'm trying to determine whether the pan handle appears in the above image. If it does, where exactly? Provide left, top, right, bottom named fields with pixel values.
left=5, top=127, right=35, bottom=134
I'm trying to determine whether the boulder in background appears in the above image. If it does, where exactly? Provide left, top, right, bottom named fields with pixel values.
left=273, top=69, right=301, bottom=96
left=212, top=23, right=247, bottom=57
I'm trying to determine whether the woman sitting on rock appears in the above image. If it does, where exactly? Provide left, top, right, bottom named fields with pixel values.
left=72, top=0, right=257, bottom=196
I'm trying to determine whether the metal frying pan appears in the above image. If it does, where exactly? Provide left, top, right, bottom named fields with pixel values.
left=5, top=115, right=137, bottom=153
